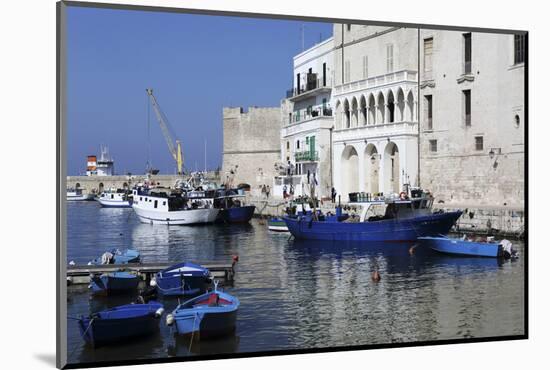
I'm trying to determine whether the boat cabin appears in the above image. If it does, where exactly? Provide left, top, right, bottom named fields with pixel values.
left=132, top=187, right=213, bottom=212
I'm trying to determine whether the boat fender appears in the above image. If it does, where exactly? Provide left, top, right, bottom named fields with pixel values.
left=155, top=307, right=165, bottom=318
left=150, top=278, right=157, bottom=287
left=166, top=313, right=175, bottom=326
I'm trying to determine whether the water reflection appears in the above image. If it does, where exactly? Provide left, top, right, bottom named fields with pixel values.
left=66, top=203, right=525, bottom=364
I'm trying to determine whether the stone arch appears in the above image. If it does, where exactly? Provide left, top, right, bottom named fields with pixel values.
left=387, top=90, right=396, bottom=123
left=341, top=145, right=359, bottom=201
left=406, top=90, right=415, bottom=121
left=351, top=96, right=359, bottom=127
left=343, top=99, right=351, bottom=129
left=123, top=182, right=128, bottom=189
left=98, top=182, right=104, bottom=193
left=377, top=91, right=386, bottom=124
left=396, top=88, right=405, bottom=122
left=335, top=100, right=343, bottom=129
left=364, top=144, right=380, bottom=194
left=368, top=93, right=376, bottom=124
left=383, top=141, right=400, bottom=194
left=75, top=182, right=81, bottom=189
left=360, top=95, right=367, bottom=125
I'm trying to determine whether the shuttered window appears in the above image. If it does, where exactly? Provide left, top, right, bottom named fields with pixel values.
left=362, top=55, right=368, bottom=79
left=386, top=44, right=394, bottom=73
left=424, top=38, right=433, bottom=72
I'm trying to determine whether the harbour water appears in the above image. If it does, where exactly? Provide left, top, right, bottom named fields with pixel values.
left=66, top=202, right=525, bottom=365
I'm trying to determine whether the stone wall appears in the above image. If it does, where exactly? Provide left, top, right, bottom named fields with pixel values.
left=66, top=172, right=219, bottom=194
left=222, top=107, right=281, bottom=196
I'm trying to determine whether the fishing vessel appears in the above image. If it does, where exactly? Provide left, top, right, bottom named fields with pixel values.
left=66, top=188, right=94, bottom=201
left=418, top=235, right=518, bottom=258
left=284, top=189, right=462, bottom=242
left=96, top=188, right=133, bottom=208
left=77, top=301, right=164, bottom=347
left=214, top=189, right=255, bottom=223
left=151, top=261, right=212, bottom=297
left=132, top=187, right=219, bottom=225
left=167, top=282, right=239, bottom=338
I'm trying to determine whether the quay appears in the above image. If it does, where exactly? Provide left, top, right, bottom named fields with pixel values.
left=66, top=261, right=236, bottom=285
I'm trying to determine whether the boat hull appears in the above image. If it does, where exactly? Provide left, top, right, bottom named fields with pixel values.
left=217, top=206, right=256, bottom=223
left=67, top=194, right=95, bottom=201
left=132, top=205, right=219, bottom=225
left=268, top=218, right=289, bottom=232
left=156, top=275, right=210, bottom=297
left=418, top=236, right=500, bottom=257
left=96, top=198, right=132, bottom=208
left=78, top=303, right=162, bottom=347
left=173, top=291, right=239, bottom=338
left=284, top=211, right=462, bottom=242
left=90, top=272, right=140, bottom=295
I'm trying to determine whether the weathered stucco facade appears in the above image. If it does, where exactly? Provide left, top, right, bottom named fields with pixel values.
left=222, top=107, right=281, bottom=196
left=418, top=30, right=525, bottom=207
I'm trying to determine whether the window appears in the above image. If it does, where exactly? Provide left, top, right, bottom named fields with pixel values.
left=429, top=139, right=437, bottom=152
left=362, top=55, right=368, bottom=79
left=386, top=44, right=394, bottom=73
left=514, top=34, right=525, bottom=64
left=163, top=201, right=166, bottom=206
left=475, top=136, right=484, bottom=151
left=463, top=33, right=472, bottom=74
left=154, top=200, right=158, bottom=209
left=344, top=60, right=351, bottom=83
left=306, top=136, right=309, bottom=145
left=424, top=37, right=433, bottom=72
left=347, top=24, right=351, bottom=31
left=140, top=197, right=142, bottom=201
left=463, top=90, right=471, bottom=126
left=286, top=141, right=290, bottom=150
left=425, top=95, right=433, bottom=130
left=296, top=140, right=300, bottom=149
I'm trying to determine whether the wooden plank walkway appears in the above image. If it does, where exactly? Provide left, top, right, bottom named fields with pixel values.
left=66, top=261, right=236, bottom=285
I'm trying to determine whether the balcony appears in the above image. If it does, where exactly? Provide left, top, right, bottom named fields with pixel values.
left=333, top=69, right=418, bottom=97
left=295, top=150, right=319, bottom=162
left=287, top=73, right=333, bottom=102
left=289, top=103, right=333, bottom=125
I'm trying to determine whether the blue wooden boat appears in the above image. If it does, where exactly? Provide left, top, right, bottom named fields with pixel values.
left=89, top=271, right=140, bottom=295
left=167, top=284, right=239, bottom=339
left=78, top=301, right=164, bottom=347
left=153, top=261, right=211, bottom=297
left=267, top=217, right=288, bottom=232
left=214, top=190, right=256, bottom=223
left=418, top=236, right=517, bottom=258
left=89, top=248, right=141, bottom=265
left=284, top=191, right=462, bottom=242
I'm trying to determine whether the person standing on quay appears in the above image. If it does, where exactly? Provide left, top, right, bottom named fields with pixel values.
left=331, top=187, right=337, bottom=203
left=266, top=185, right=271, bottom=199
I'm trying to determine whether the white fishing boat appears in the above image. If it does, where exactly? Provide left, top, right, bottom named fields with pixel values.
left=66, top=188, right=94, bottom=201
left=96, top=188, right=133, bottom=208
left=132, top=187, right=219, bottom=225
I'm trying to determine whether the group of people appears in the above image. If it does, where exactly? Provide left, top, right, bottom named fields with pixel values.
left=261, top=184, right=271, bottom=199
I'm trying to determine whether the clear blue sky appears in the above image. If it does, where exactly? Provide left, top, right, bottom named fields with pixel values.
left=67, top=6, right=333, bottom=175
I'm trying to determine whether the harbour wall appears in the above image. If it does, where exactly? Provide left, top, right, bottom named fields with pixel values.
left=66, top=172, right=221, bottom=194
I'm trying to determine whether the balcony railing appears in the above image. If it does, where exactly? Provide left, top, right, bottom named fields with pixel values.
left=287, top=74, right=332, bottom=99
left=295, top=150, right=319, bottom=162
left=289, top=104, right=333, bottom=124
left=333, top=69, right=418, bottom=96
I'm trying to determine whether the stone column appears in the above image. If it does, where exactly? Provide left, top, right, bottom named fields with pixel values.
left=357, top=141, right=367, bottom=192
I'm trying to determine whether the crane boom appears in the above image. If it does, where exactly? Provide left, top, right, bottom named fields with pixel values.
left=146, top=88, right=184, bottom=175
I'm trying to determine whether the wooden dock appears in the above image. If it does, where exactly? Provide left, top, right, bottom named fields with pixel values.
left=66, top=261, right=236, bottom=285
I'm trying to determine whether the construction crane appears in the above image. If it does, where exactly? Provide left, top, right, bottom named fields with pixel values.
left=145, top=88, right=184, bottom=175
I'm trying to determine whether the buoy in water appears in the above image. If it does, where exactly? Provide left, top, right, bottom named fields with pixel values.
left=409, top=245, right=417, bottom=255
left=372, top=270, right=381, bottom=282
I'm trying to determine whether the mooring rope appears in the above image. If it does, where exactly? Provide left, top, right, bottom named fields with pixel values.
left=188, top=312, right=198, bottom=353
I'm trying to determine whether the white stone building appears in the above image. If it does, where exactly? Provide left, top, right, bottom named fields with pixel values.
left=418, top=30, right=525, bottom=207
left=275, top=37, right=335, bottom=198
left=332, top=25, right=420, bottom=200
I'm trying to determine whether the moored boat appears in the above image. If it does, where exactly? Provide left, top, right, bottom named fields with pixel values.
left=132, top=187, right=219, bottom=225
left=88, top=249, right=140, bottom=265
left=284, top=189, right=462, bottom=242
left=96, top=188, right=133, bottom=208
left=78, top=301, right=164, bottom=347
left=267, top=217, right=289, bottom=232
left=418, top=235, right=518, bottom=258
left=67, top=188, right=95, bottom=201
left=167, top=283, right=239, bottom=339
left=214, top=190, right=255, bottom=223
left=89, top=271, right=140, bottom=295
left=152, top=261, right=211, bottom=297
